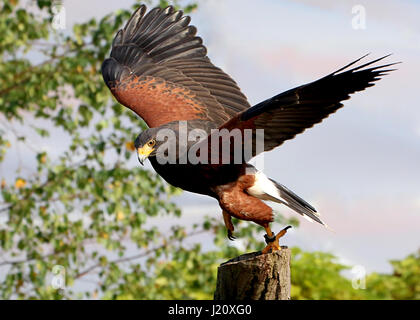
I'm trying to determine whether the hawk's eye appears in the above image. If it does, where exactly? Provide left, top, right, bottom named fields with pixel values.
left=147, top=140, right=155, bottom=147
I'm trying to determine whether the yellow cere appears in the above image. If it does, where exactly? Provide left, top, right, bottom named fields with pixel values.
left=137, top=144, right=154, bottom=157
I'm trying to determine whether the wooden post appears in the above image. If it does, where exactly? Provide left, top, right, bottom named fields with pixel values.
left=214, top=247, right=291, bottom=300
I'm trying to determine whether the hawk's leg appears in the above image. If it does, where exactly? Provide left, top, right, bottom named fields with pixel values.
left=222, top=210, right=236, bottom=241
left=261, top=225, right=291, bottom=254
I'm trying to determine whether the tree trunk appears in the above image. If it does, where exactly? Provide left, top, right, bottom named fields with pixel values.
left=214, top=247, right=291, bottom=300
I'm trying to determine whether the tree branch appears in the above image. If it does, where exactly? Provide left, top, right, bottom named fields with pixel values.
left=74, top=229, right=207, bottom=279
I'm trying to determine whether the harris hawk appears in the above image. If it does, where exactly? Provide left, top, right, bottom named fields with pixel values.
left=102, top=5, right=397, bottom=253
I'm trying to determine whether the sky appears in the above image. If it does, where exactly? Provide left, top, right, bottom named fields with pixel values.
left=3, top=0, right=419, bottom=276
left=175, top=0, right=420, bottom=273
left=154, top=0, right=419, bottom=273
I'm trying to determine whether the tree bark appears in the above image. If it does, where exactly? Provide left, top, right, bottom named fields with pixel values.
left=214, top=247, right=291, bottom=300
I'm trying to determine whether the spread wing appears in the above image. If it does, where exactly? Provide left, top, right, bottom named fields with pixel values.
left=102, top=5, right=250, bottom=128
left=211, top=54, right=398, bottom=162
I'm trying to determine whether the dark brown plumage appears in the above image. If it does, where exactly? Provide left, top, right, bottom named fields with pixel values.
left=102, top=5, right=249, bottom=128
left=102, top=5, right=397, bottom=252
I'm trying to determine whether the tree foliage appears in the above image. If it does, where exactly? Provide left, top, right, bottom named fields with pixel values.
left=291, top=248, right=420, bottom=300
left=0, top=0, right=197, bottom=299
left=0, top=0, right=418, bottom=300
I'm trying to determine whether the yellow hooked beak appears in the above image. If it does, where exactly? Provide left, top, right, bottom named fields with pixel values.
left=137, top=145, right=154, bottom=165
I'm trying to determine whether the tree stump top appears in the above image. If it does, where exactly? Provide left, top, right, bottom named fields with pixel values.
left=214, top=247, right=291, bottom=300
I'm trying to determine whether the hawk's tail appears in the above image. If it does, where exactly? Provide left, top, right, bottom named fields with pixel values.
left=269, top=179, right=327, bottom=226
left=246, top=170, right=329, bottom=227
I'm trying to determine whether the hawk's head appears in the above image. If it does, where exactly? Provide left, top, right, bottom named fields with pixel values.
left=134, top=128, right=159, bottom=165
